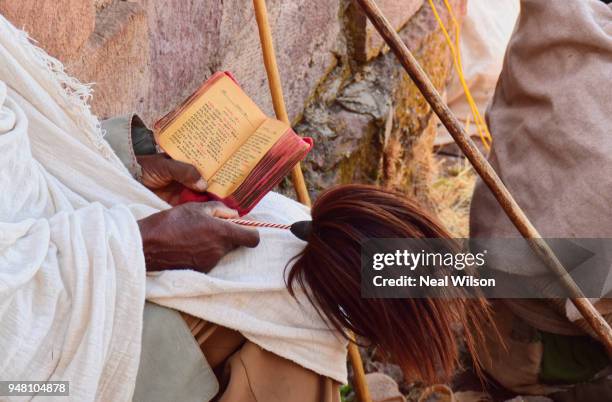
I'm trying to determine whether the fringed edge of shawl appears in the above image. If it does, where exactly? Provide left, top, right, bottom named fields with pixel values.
left=7, top=22, right=112, bottom=159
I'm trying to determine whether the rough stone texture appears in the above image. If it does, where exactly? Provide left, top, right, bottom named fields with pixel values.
left=346, top=0, right=424, bottom=61
left=365, top=373, right=407, bottom=402
left=1, top=0, right=465, bottom=205
left=66, top=1, right=150, bottom=120
left=293, top=0, right=466, bottom=205
left=94, top=0, right=114, bottom=10
left=136, top=0, right=341, bottom=124
left=0, top=0, right=95, bottom=60
left=216, top=0, right=341, bottom=124
left=1, top=0, right=341, bottom=125
left=136, top=0, right=224, bottom=122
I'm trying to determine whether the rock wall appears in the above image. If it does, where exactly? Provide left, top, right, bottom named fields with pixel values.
left=0, top=0, right=343, bottom=124
left=0, top=0, right=465, bottom=200
left=294, top=0, right=465, bottom=203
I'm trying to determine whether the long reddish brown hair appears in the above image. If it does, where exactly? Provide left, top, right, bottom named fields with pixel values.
left=287, top=184, right=490, bottom=384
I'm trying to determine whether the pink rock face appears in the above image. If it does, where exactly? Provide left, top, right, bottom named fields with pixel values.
left=0, top=0, right=95, bottom=60
left=65, top=2, right=151, bottom=120
left=137, top=0, right=224, bottom=123
left=138, top=0, right=341, bottom=124
left=216, top=0, right=341, bottom=123
left=0, top=0, right=341, bottom=125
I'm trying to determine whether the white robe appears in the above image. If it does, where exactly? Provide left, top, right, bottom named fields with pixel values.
left=0, top=15, right=346, bottom=401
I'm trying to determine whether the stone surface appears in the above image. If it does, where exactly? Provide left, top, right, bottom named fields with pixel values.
left=216, top=0, right=341, bottom=124
left=136, top=0, right=341, bottom=124
left=65, top=1, right=150, bottom=120
left=94, top=0, right=114, bottom=10
left=0, top=0, right=95, bottom=60
left=347, top=0, right=424, bottom=61
left=1, top=0, right=341, bottom=124
left=1, top=0, right=466, bottom=207
left=365, top=372, right=407, bottom=402
left=136, top=0, right=224, bottom=122
left=294, top=0, right=466, bottom=204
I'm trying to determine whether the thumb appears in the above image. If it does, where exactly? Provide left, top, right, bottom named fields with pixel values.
left=163, top=159, right=208, bottom=192
left=227, top=223, right=261, bottom=249
left=200, top=201, right=240, bottom=219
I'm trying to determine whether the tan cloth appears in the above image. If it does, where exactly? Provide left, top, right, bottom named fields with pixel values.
left=477, top=302, right=563, bottom=395
left=469, top=0, right=612, bottom=396
left=218, top=342, right=340, bottom=402
left=478, top=301, right=612, bottom=399
left=469, top=0, right=612, bottom=333
left=182, top=314, right=341, bottom=402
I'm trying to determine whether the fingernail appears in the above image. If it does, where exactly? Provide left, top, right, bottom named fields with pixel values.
left=195, top=178, right=208, bottom=191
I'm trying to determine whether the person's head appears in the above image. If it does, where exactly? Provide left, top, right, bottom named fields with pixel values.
left=287, top=184, right=489, bottom=384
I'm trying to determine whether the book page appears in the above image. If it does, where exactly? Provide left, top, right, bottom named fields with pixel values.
left=207, top=118, right=289, bottom=198
left=156, top=74, right=267, bottom=179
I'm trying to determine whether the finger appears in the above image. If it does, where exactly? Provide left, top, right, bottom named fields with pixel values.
left=152, top=182, right=184, bottom=206
left=226, top=223, right=260, bottom=248
left=163, top=159, right=208, bottom=192
left=201, top=201, right=239, bottom=219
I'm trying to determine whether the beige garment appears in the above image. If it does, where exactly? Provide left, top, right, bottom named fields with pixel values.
left=437, top=0, right=519, bottom=145
left=446, top=0, right=519, bottom=116
left=477, top=302, right=562, bottom=395
left=182, top=314, right=341, bottom=402
left=478, top=301, right=612, bottom=399
left=469, top=0, right=612, bottom=332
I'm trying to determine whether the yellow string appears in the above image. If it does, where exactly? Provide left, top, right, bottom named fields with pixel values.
left=427, top=0, right=492, bottom=150
left=439, top=0, right=492, bottom=148
left=443, top=0, right=492, bottom=147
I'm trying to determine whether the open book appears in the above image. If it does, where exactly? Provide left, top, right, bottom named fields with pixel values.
left=154, top=72, right=313, bottom=215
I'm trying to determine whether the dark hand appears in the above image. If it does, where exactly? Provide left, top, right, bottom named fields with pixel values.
left=137, top=154, right=207, bottom=205
left=138, top=202, right=260, bottom=272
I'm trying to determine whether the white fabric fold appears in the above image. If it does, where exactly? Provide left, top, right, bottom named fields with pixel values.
left=0, top=73, right=149, bottom=400
left=147, top=192, right=348, bottom=383
left=0, top=13, right=346, bottom=401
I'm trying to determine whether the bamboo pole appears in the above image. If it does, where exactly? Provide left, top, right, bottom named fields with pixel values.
left=348, top=340, right=372, bottom=402
left=253, top=1, right=370, bottom=400
left=354, top=0, right=612, bottom=357
left=252, top=0, right=311, bottom=207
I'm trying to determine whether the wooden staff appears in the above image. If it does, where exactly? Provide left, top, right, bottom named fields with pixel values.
left=348, top=339, right=372, bottom=402
left=354, top=0, right=612, bottom=356
left=252, top=1, right=371, bottom=401
left=253, top=0, right=311, bottom=207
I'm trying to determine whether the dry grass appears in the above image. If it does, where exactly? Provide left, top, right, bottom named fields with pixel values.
left=429, top=154, right=477, bottom=238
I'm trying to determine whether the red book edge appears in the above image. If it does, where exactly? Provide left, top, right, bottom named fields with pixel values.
left=156, top=71, right=313, bottom=215
left=178, top=134, right=313, bottom=216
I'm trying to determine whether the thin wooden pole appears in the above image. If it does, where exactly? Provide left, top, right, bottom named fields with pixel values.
left=348, top=340, right=372, bottom=402
left=354, top=0, right=612, bottom=357
left=252, top=0, right=311, bottom=207
left=253, top=1, right=370, bottom=400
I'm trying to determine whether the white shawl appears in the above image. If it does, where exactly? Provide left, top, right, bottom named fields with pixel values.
left=0, top=15, right=346, bottom=402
